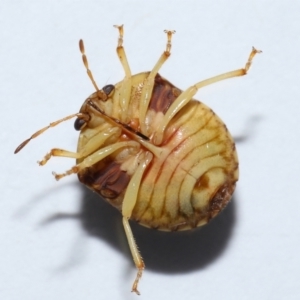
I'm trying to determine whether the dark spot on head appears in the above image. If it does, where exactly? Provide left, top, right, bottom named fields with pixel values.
left=102, top=84, right=115, bottom=96
left=74, top=118, right=86, bottom=131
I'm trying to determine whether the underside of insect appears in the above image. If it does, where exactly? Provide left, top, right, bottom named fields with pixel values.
left=15, top=25, right=261, bottom=295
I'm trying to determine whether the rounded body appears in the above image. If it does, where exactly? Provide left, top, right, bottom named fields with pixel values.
left=77, top=72, right=238, bottom=231
left=14, top=29, right=259, bottom=294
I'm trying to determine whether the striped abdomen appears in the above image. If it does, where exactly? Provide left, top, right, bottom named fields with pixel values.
left=131, top=100, right=238, bottom=231
left=77, top=73, right=238, bottom=231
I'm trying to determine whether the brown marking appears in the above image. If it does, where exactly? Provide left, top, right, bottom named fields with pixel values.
left=78, top=161, right=130, bottom=199
left=133, top=178, right=236, bottom=232
left=148, top=74, right=182, bottom=114
left=195, top=173, right=210, bottom=190
left=207, top=181, right=236, bottom=221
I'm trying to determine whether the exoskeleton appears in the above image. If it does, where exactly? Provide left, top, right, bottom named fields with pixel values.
left=15, top=25, right=260, bottom=294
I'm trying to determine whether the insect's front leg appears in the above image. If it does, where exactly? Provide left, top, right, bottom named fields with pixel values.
left=114, top=25, right=132, bottom=122
left=38, top=126, right=121, bottom=166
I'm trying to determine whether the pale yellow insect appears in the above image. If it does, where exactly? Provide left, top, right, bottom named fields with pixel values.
left=15, top=25, right=260, bottom=294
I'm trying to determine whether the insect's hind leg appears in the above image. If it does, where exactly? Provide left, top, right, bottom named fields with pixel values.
left=122, top=217, right=144, bottom=295
left=153, top=47, right=261, bottom=145
left=139, top=30, right=175, bottom=134
left=121, top=151, right=153, bottom=295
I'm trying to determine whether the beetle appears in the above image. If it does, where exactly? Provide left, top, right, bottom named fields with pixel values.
left=15, top=25, right=260, bottom=294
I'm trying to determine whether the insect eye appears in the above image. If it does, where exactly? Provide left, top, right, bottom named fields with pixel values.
left=74, top=118, right=86, bottom=131
left=102, top=84, right=115, bottom=97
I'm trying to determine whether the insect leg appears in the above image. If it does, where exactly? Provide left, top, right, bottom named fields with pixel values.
left=114, top=25, right=132, bottom=122
left=122, top=151, right=153, bottom=218
left=38, top=126, right=121, bottom=165
left=52, top=141, right=139, bottom=180
left=122, top=217, right=144, bottom=295
left=38, top=149, right=82, bottom=166
left=192, top=47, right=262, bottom=89
left=139, top=30, right=175, bottom=134
left=121, top=151, right=153, bottom=295
left=154, top=47, right=261, bottom=145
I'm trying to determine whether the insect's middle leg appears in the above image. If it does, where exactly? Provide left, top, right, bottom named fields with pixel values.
left=38, top=149, right=82, bottom=166
left=139, top=30, right=175, bottom=134
left=53, top=141, right=140, bottom=180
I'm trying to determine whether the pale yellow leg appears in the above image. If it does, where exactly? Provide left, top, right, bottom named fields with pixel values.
left=122, top=151, right=153, bottom=217
left=123, top=217, right=144, bottom=296
left=53, top=141, right=139, bottom=180
left=38, top=149, right=82, bottom=166
left=121, top=151, right=153, bottom=295
left=139, top=30, right=175, bottom=134
left=114, top=25, right=132, bottom=122
left=153, top=47, right=261, bottom=145
left=38, top=126, right=121, bottom=165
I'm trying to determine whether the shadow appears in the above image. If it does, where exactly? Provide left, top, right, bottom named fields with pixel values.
left=74, top=184, right=237, bottom=274
left=14, top=180, right=79, bottom=219
left=234, top=114, right=263, bottom=143
left=42, top=185, right=237, bottom=273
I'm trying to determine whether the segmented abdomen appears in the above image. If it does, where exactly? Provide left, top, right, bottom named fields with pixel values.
left=77, top=74, right=238, bottom=231
left=132, top=100, right=239, bottom=231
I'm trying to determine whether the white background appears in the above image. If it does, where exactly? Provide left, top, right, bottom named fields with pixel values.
left=1, top=1, right=300, bottom=300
